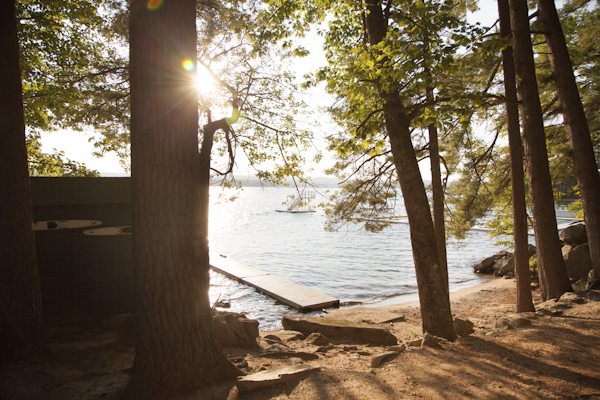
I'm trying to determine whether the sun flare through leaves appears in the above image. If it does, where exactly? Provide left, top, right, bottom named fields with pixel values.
left=147, top=0, right=163, bottom=11
left=181, top=58, right=194, bottom=71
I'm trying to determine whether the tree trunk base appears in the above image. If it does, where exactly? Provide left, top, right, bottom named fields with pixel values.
left=120, top=359, right=242, bottom=400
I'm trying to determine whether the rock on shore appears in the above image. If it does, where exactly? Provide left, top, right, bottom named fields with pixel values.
left=471, top=222, right=594, bottom=285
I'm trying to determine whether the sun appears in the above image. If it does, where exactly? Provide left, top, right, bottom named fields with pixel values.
left=194, top=66, right=219, bottom=96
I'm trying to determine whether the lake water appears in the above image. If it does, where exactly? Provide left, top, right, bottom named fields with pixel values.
left=207, top=186, right=505, bottom=330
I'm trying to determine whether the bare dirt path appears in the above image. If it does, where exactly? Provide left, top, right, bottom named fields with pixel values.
left=2, top=278, right=600, bottom=399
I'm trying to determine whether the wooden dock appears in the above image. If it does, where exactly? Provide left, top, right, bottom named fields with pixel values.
left=209, top=254, right=340, bottom=312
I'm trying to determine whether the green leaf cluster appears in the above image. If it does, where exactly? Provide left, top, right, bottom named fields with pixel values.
left=17, top=0, right=129, bottom=173
left=295, top=0, right=487, bottom=231
left=446, top=0, right=600, bottom=245
left=193, top=1, right=318, bottom=186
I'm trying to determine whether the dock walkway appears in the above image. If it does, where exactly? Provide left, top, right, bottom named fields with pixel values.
left=210, top=254, right=339, bottom=311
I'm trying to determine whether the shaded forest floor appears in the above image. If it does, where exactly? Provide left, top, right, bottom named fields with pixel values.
left=2, top=279, right=600, bottom=399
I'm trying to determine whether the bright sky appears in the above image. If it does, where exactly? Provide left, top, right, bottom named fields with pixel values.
left=40, top=2, right=500, bottom=178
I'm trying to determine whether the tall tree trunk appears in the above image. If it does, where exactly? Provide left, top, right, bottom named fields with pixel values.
left=365, top=0, right=456, bottom=341
left=509, top=0, right=572, bottom=300
left=385, top=98, right=456, bottom=340
left=498, top=0, right=535, bottom=312
left=124, top=1, right=239, bottom=397
left=0, top=0, right=47, bottom=364
left=426, top=86, right=449, bottom=286
left=537, top=0, right=600, bottom=279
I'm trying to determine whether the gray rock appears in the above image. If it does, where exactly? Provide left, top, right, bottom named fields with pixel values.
left=265, top=343, right=291, bottom=353
left=237, top=364, right=320, bottom=392
left=263, top=343, right=319, bottom=360
left=572, top=279, right=588, bottom=292
left=371, top=351, right=399, bottom=368
left=495, top=318, right=513, bottom=329
left=498, top=257, right=516, bottom=276
left=260, top=330, right=305, bottom=342
left=491, top=255, right=515, bottom=277
left=316, top=345, right=335, bottom=353
left=386, top=344, right=406, bottom=353
left=472, top=257, right=497, bottom=274
left=495, top=317, right=531, bottom=329
left=560, top=223, right=588, bottom=246
left=305, top=332, right=329, bottom=346
left=536, top=299, right=566, bottom=313
left=562, top=243, right=593, bottom=280
left=263, top=334, right=282, bottom=343
left=422, top=333, right=443, bottom=348
left=216, top=300, right=231, bottom=308
left=496, top=250, right=511, bottom=258
left=558, top=292, right=585, bottom=304
left=213, top=311, right=259, bottom=347
left=472, top=251, right=510, bottom=274
left=453, top=318, right=474, bottom=337
left=281, top=316, right=398, bottom=346
left=261, top=350, right=319, bottom=361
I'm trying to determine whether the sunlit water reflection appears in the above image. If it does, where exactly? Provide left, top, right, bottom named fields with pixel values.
left=208, top=186, right=509, bottom=330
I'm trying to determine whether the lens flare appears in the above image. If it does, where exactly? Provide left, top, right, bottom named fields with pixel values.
left=147, top=0, right=163, bottom=10
left=182, top=59, right=194, bottom=72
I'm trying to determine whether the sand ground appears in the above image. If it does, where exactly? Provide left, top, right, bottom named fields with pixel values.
left=2, top=278, right=600, bottom=399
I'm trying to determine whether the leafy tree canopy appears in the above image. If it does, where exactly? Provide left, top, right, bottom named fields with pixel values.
left=17, top=0, right=317, bottom=183
left=290, top=0, right=486, bottom=231
left=192, top=0, right=318, bottom=185
left=446, top=0, right=600, bottom=243
left=17, top=0, right=128, bottom=174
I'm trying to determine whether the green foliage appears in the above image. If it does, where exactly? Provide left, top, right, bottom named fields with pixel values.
left=560, top=0, right=600, bottom=143
left=17, top=0, right=129, bottom=172
left=300, top=0, right=486, bottom=231
left=567, top=189, right=584, bottom=219
left=17, top=0, right=128, bottom=133
left=446, top=0, right=600, bottom=245
left=322, top=161, right=399, bottom=232
left=16, top=0, right=316, bottom=182
left=445, top=130, right=511, bottom=240
left=529, top=254, right=539, bottom=281
left=193, top=2, right=317, bottom=186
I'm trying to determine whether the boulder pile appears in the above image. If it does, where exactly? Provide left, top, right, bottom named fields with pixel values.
left=212, top=310, right=260, bottom=347
left=471, top=245, right=535, bottom=278
left=471, top=223, right=596, bottom=288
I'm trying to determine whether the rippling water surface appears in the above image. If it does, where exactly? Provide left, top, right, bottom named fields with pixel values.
left=208, top=186, right=505, bottom=330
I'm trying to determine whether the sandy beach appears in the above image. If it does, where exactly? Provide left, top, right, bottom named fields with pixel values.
left=2, top=278, right=600, bottom=399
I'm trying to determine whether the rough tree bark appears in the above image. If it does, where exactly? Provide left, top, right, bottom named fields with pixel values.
left=536, top=0, right=600, bottom=279
left=0, top=0, right=48, bottom=364
left=123, top=0, right=240, bottom=397
left=509, top=0, right=572, bottom=300
left=365, top=0, right=456, bottom=340
left=498, top=0, right=535, bottom=312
